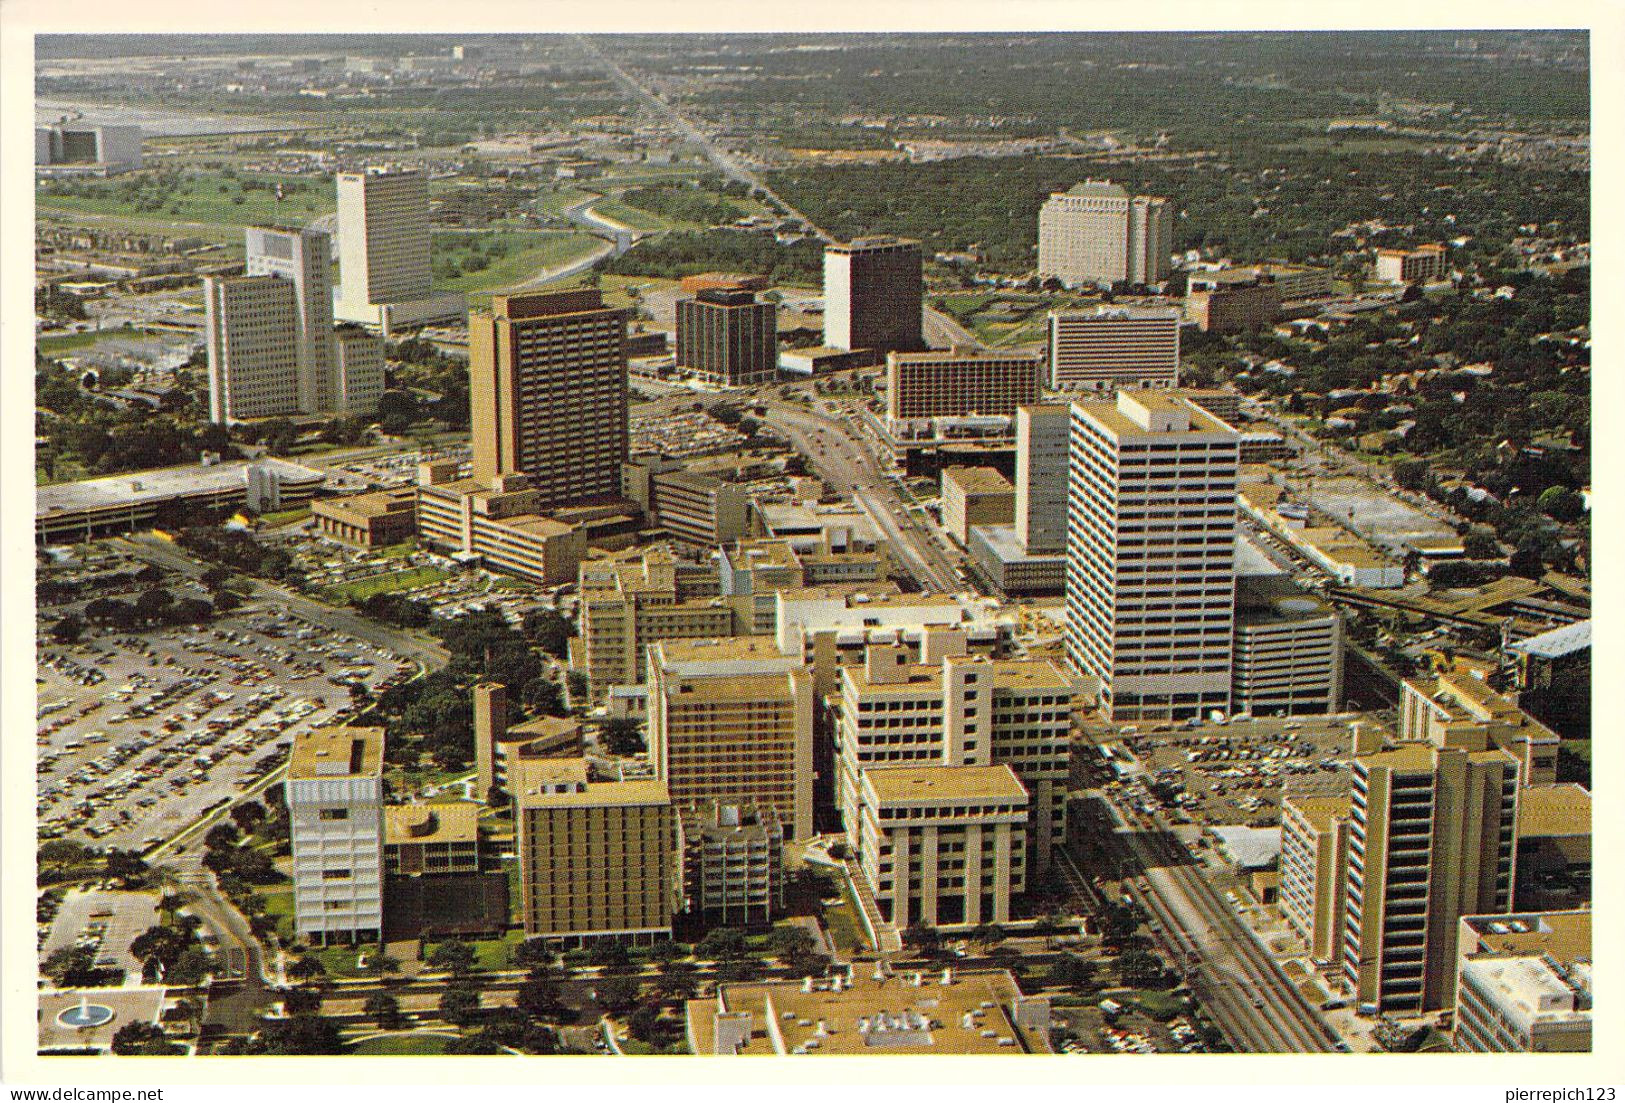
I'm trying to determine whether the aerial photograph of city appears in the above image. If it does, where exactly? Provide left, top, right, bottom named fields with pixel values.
left=9, top=17, right=1606, bottom=1083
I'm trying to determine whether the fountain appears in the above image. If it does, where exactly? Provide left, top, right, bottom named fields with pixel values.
left=56, top=994, right=115, bottom=1029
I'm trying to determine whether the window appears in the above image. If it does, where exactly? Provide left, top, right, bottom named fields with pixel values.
left=322, top=868, right=352, bottom=880
left=319, top=808, right=350, bottom=821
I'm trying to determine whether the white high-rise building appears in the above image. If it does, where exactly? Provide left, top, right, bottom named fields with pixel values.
left=287, top=726, right=385, bottom=944
left=1037, top=181, right=1173, bottom=289
left=245, top=225, right=336, bottom=413
left=1065, top=390, right=1241, bottom=720
left=1047, top=306, right=1182, bottom=391
left=204, top=226, right=338, bottom=423
left=335, top=166, right=464, bottom=331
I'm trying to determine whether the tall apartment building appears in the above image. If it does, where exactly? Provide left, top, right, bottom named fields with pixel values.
left=1064, top=391, right=1242, bottom=720
left=468, top=290, right=630, bottom=507
left=334, top=166, right=464, bottom=330
left=512, top=757, right=673, bottom=944
left=205, top=225, right=339, bottom=423
left=833, top=648, right=1079, bottom=878
left=1046, top=307, right=1182, bottom=391
left=1037, top=181, right=1173, bottom=288
left=886, top=349, right=1043, bottom=422
left=676, top=287, right=778, bottom=386
left=646, top=637, right=815, bottom=839
left=1279, top=792, right=1352, bottom=964
left=823, top=237, right=925, bottom=354
left=286, top=726, right=386, bottom=944
left=1375, top=244, right=1447, bottom=286
left=1340, top=740, right=1521, bottom=1013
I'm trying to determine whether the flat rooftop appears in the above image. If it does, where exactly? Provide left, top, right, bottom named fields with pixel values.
left=689, top=968, right=1047, bottom=1055
left=289, top=725, right=385, bottom=780
left=662, top=670, right=799, bottom=704
left=1511, top=620, right=1591, bottom=660
left=653, top=636, right=802, bottom=677
left=1458, top=955, right=1590, bottom=1024
left=863, top=763, right=1027, bottom=805
left=37, top=457, right=325, bottom=517
left=1284, top=793, right=1352, bottom=832
left=1075, top=392, right=1236, bottom=440
left=512, top=758, right=668, bottom=809
left=942, top=466, right=1014, bottom=495
left=1463, top=910, right=1592, bottom=966
left=1517, top=784, right=1591, bottom=839
left=384, top=802, right=479, bottom=846
left=1236, top=574, right=1335, bottom=625
left=504, top=714, right=581, bottom=744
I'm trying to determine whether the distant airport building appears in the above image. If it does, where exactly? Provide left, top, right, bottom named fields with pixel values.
left=35, top=122, right=143, bottom=175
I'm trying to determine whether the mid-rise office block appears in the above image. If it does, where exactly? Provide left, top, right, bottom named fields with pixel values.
left=1185, top=280, right=1281, bottom=334
left=886, top=349, right=1043, bottom=422
left=1453, top=910, right=1591, bottom=1052
left=1514, top=784, right=1591, bottom=912
left=834, top=649, right=1078, bottom=878
left=1341, top=740, right=1520, bottom=1013
left=1014, top=404, right=1071, bottom=555
left=1046, top=307, right=1181, bottom=391
left=333, top=325, right=386, bottom=417
left=647, top=637, right=814, bottom=839
left=311, top=488, right=416, bottom=548
left=719, top=537, right=891, bottom=633
left=622, top=457, right=750, bottom=548
left=675, top=801, right=786, bottom=927
left=416, top=467, right=590, bottom=586
left=512, top=758, right=673, bottom=944
left=1037, top=180, right=1172, bottom=288
left=1375, top=244, right=1447, bottom=286
left=1279, top=792, right=1352, bottom=964
left=1065, top=391, right=1242, bottom=720
left=575, top=546, right=737, bottom=695
left=1232, top=575, right=1344, bottom=716
left=823, top=237, right=924, bottom=354
left=287, top=726, right=385, bottom=944
left=383, top=804, right=480, bottom=876
left=469, top=290, right=630, bottom=508
left=676, top=287, right=778, bottom=386
left=940, top=467, right=1015, bottom=545
left=857, top=764, right=1028, bottom=928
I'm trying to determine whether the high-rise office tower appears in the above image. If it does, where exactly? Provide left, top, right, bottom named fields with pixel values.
left=468, top=289, right=630, bottom=507
left=1341, top=740, right=1521, bottom=1013
left=333, top=325, right=386, bottom=418
left=822, top=237, right=925, bottom=353
left=1014, top=404, right=1071, bottom=555
left=675, top=286, right=778, bottom=386
left=286, top=726, right=385, bottom=945
left=336, top=166, right=432, bottom=315
left=1065, top=391, right=1242, bottom=720
left=205, top=225, right=336, bottom=423
left=885, top=349, right=1043, bottom=422
left=1046, top=306, right=1182, bottom=391
left=1037, top=180, right=1173, bottom=289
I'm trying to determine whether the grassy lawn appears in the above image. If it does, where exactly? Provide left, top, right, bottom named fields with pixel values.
left=257, top=507, right=311, bottom=527
left=454, top=928, right=527, bottom=971
left=350, top=1032, right=456, bottom=1055
left=37, top=324, right=146, bottom=354
left=1125, top=988, right=1188, bottom=1021
left=38, top=170, right=333, bottom=229
left=313, top=943, right=374, bottom=978
left=534, top=185, right=600, bottom=215
left=591, top=198, right=695, bottom=234
left=372, top=539, right=418, bottom=559
left=432, top=230, right=603, bottom=293
left=323, top=565, right=453, bottom=602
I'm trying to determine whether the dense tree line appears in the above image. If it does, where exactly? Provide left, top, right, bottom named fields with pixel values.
left=619, top=184, right=745, bottom=227
left=604, top=230, right=822, bottom=284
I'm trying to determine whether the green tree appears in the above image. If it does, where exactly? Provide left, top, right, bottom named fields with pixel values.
left=49, top=614, right=85, bottom=644
left=438, top=981, right=482, bottom=1026
left=364, top=991, right=402, bottom=1029
left=427, top=938, right=477, bottom=976
left=594, top=975, right=641, bottom=1013
left=601, top=718, right=645, bottom=757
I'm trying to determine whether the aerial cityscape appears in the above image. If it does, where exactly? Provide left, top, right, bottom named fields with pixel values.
left=25, top=29, right=1593, bottom=1064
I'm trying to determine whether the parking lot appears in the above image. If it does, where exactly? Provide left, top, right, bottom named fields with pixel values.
left=1101, top=715, right=1371, bottom=829
left=37, top=603, right=416, bottom=852
left=40, top=888, right=159, bottom=983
